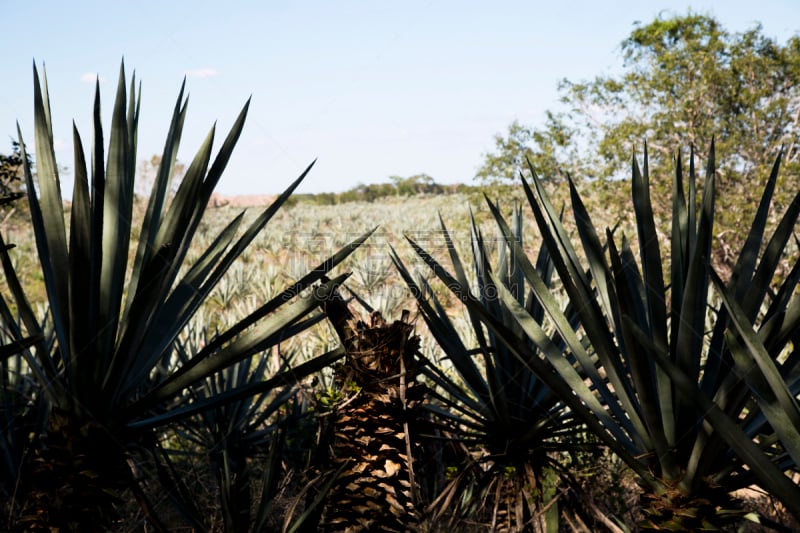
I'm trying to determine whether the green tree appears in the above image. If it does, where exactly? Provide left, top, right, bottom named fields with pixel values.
left=135, top=153, right=186, bottom=198
left=0, top=141, right=30, bottom=196
left=390, top=173, right=443, bottom=195
left=479, top=13, right=800, bottom=202
left=476, top=117, right=582, bottom=184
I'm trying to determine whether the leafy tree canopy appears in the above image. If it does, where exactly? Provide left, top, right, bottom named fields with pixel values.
left=478, top=12, right=800, bottom=205
left=135, top=153, right=186, bottom=198
left=0, top=140, right=30, bottom=196
left=389, top=173, right=443, bottom=195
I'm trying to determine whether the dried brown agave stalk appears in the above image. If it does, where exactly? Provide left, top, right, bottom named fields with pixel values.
left=316, top=291, right=426, bottom=532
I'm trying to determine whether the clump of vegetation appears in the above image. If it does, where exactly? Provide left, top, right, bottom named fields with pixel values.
left=409, top=144, right=800, bottom=530
left=286, top=173, right=475, bottom=206
left=0, top=62, right=366, bottom=531
left=479, top=12, right=800, bottom=250
left=0, top=141, right=28, bottom=196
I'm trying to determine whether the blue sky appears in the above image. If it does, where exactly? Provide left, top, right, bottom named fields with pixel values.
left=2, top=1, right=797, bottom=195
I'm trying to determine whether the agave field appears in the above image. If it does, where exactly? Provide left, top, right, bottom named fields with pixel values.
left=2, top=63, right=800, bottom=532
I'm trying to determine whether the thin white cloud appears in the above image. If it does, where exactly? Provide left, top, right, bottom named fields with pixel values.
left=53, top=138, right=66, bottom=152
left=80, top=72, right=106, bottom=84
left=184, top=68, right=219, bottom=79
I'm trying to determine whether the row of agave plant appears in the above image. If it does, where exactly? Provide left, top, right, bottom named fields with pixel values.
left=2, top=61, right=800, bottom=531
left=394, top=144, right=800, bottom=530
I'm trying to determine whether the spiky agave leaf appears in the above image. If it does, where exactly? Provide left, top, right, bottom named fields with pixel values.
left=5, top=61, right=369, bottom=529
left=713, top=270, right=800, bottom=468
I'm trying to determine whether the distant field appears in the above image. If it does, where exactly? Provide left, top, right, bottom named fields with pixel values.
left=2, top=176, right=766, bottom=362
left=0, top=187, right=565, bottom=360
left=4, top=175, right=798, bottom=529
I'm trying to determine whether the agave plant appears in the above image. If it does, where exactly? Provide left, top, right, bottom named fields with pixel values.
left=0, top=191, right=46, bottom=523
left=392, top=207, right=597, bottom=532
left=0, top=327, right=45, bottom=509
left=0, top=318, right=44, bottom=525
left=151, top=317, right=331, bottom=532
left=0, top=62, right=370, bottom=530
left=409, top=143, right=800, bottom=529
